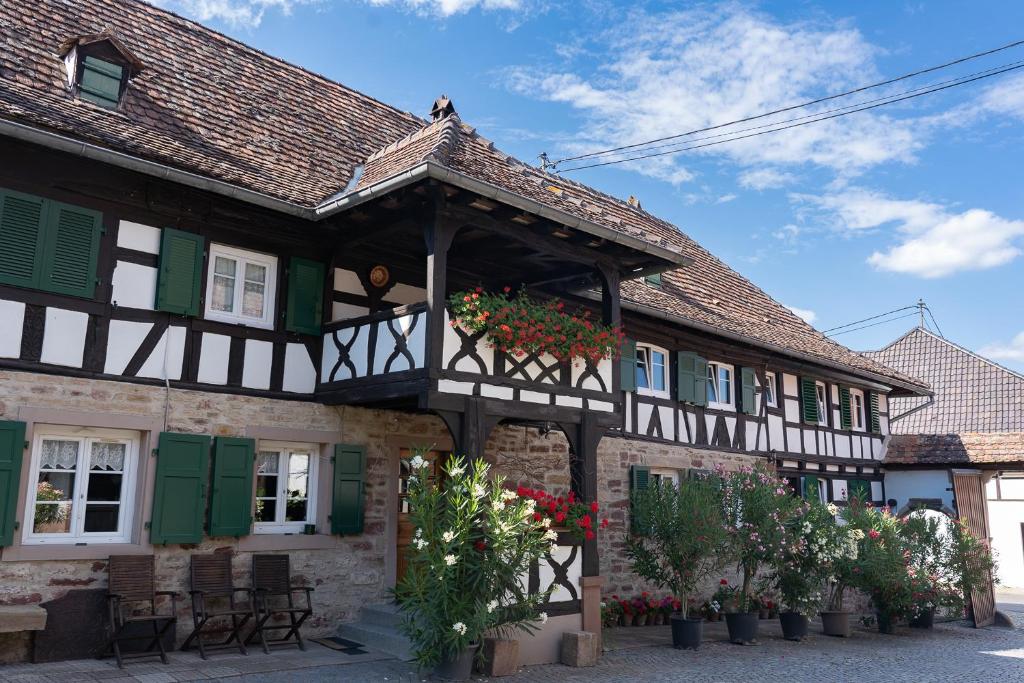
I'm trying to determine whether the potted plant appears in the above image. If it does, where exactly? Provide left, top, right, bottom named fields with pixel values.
left=394, top=455, right=554, bottom=680
left=601, top=600, right=622, bottom=629
left=720, top=464, right=803, bottom=644
left=944, top=515, right=998, bottom=622
left=626, top=472, right=728, bottom=649
left=632, top=596, right=648, bottom=626
left=846, top=500, right=913, bottom=634
left=709, top=580, right=731, bottom=621
left=810, top=502, right=861, bottom=637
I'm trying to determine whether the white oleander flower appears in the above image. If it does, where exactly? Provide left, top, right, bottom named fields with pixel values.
left=524, top=499, right=536, bottom=512
left=538, top=612, right=548, bottom=624
left=549, top=543, right=558, bottom=555
left=414, top=527, right=422, bottom=538
left=413, top=538, right=428, bottom=550
left=410, top=454, right=426, bottom=470
left=472, top=484, right=486, bottom=498
left=501, top=489, right=518, bottom=501
left=442, top=530, right=456, bottom=543
left=543, top=529, right=557, bottom=542
left=826, top=503, right=839, bottom=515
left=851, top=529, right=865, bottom=540
left=487, top=599, right=499, bottom=613
left=449, top=463, right=465, bottom=476
left=444, top=554, right=457, bottom=566
left=453, top=622, right=467, bottom=635
left=541, top=517, right=552, bottom=528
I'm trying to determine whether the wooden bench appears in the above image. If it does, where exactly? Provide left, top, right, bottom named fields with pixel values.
left=0, top=605, right=47, bottom=633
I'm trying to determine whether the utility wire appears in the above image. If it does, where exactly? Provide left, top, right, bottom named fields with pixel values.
left=827, top=311, right=919, bottom=337
left=556, top=61, right=1024, bottom=173
left=557, top=60, right=1021, bottom=165
left=822, top=305, right=920, bottom=334
left=550, top=38, right=1024, bottom=167
left=925, top=306, right=945, bottom=338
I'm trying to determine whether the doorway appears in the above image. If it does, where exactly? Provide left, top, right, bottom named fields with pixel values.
left=396, top=448, right=448, bottom=585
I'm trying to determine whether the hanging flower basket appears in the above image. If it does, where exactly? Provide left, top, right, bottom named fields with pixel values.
left=448, top=287, right=622, bottom=363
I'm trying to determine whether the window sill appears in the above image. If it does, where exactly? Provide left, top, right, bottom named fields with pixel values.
left=707, top=402, right=734, bottom=412
left=1, top=542, right=152, bottom=562
left=636, top=389, right=670, bottom=399
left=236, top=534, right=340, bottom=552
left=203, top=311, right=275, bottom=331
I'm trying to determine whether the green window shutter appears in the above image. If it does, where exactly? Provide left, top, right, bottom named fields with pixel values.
left=868, top=392, right=881, bottom=433
left=0, top=421, right=27, bottom=547
left=644, top=272, right=662, bottom=287
left=619, top=337, right=637, bottom=392
left=0, top=190, right=47, bottom=289
left=79, top=56, right=124, bottom=109
left=285, top=256, right=326, bottom=335
left=629, top=465, right=651, bottom=533
left=39, top=201, right=102, bottom=299
left=331, top=444, right=366, bottom=535
left=848, top=479, right=872, bottom=502
left=208, top=437, right=255, bottom=538
left=739, top=367, right=757, bottom=415
left=799, top=377, right=819, bottom=425
left=839, top=387, right=852, bottom=430
left=155, top=228, right=204, bottom=316
left=676, top=351, right=707, bottom=406
left=802, top=474, right=820, bottom=501
left=150, top=432, right=210, bottom=545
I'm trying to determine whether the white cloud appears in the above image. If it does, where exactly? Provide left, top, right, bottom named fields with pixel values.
left=716, top=193, right=737, bottom=204
left=738, top=168, right=796, bottom=190
left=506, top=6, right=925, bottom=184
left=153, top=0, right=317, bottom=28
left=797, top=188, right=1024, bottom=278
left=772, top=224, right=801, bottom=243
left=786, top=305, right=817, bottom=325
left=977, top=72, right=1024, bottom=121
left=368, top=0, right=524, bottom=15
left=981, top=332, right=1024, bottom=364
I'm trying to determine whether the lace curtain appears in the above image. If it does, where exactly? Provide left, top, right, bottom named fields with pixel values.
left=90, top=442, right=126, bottom=471
left=257, top=452, right=279, bottom=474
left=40, top=440, right=79, bottom=470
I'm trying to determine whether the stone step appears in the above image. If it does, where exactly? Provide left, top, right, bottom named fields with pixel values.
left=335, top=620, right=416, bottom=661
left=358, top=602, right=405, bottom=629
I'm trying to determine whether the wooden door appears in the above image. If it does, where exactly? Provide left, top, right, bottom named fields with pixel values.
left=396, top=449, right=447, bottom=585
left=952, top=470, right=996, bottom=627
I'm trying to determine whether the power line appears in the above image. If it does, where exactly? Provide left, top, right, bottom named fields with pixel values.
left=827, top=311, right=919, bottom=337
left=822, top=305, right=919, bottom=334
left=556, top=61, right=1024, bottom=173
left=925, top=306, right=945, bottom=338
left=549, top=38, right=1024, bottom=167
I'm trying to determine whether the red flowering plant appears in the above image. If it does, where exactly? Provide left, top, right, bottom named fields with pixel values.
left=512, top=485, right=608, bottom=544
left=448, top=287, right=622, bottom=363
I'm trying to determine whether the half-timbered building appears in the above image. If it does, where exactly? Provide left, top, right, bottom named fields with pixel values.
left=0, top=0, right=928, bottom=663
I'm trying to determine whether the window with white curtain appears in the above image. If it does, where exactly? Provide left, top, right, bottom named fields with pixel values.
left=204, top=244, right=278, bottom=329
left=254, top=444, right=318, bottom=533
left=23, top=427, right=139, bottom=544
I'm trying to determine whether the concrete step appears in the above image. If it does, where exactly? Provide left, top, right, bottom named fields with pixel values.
left=358, top=602, right=405, bottom=629
left=335, top=620, right=416, bottom=661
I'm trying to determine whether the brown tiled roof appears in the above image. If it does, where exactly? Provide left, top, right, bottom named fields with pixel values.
left=1, top=0, right=925, bottom=391
left=885, top=432, right=1024, bottom=466
left=865, top=327, right=1024, bottom=433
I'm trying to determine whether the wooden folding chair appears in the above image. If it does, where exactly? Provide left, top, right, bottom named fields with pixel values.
left=181, top=552, right=253, bottom=659
left=104, top=555, right=178, bottom=668
left=246, top=554, right=313, bottom=654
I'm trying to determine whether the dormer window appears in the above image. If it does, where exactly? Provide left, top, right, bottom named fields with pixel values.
left=60, top=33, right=142, bottom=111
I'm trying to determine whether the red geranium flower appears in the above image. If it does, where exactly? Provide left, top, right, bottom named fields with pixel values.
left=590, top=501, right=599, bottom=513
left=720, top=579, right=729, bottom=585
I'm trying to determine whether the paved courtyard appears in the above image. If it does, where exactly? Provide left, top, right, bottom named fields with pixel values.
left=2, top=596, right=1022, bottom=683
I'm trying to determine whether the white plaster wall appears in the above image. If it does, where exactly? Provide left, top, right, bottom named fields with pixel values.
left=782, top=373, right=798, bottom=396
left=242, top=339, right=273, bottom=390
left=331, top=302, right=368, bottom=321
left=803, top=428, right=817, bottom=455
left=0, top=300, right=25, bottom=358
left=103, top=320, right=153, bottom=375
left=724, top=415, right=736, bottom=444
left=111, top=261, right=158, bottom=310
left=786, top=426, right=802, bottom=453
left=784, top=398, right=800, bottom=424
left=333, top=268, right=365, bottom=295
left=116, top=221, right=161, bottom=253
left=767, top=415, right=784, bottom=451
left=988, top=499, right=1024, bottom=588
left=137, top=326, right=186, bottom=380
left=884, top=469, right=954, bottom=511
left=282, top=343, right=316, bottom=394
left=40, top=308, right=88, bottom=368
left=197, top=333, right=231, bottom=385
left=383, top=283, right=426, bottom=305
left=658, top=406, right=675, bottom=441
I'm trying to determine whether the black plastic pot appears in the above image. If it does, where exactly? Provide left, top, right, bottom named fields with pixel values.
left=434, top=643, right=479, bottom=681
left=909, top=608, right=935, bottom=629
left=670, top=614, right=703, bottom=650
left=725, top=612, right=759, bottom=644
left=877, top=613, right=897, bottom=635
left=779, top=612, right=809, bottom=641
left=819, top=611, right=851, bottom=637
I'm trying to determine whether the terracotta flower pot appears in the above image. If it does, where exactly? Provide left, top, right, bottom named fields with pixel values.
left=482, top=637, right=519, bottom=678
left=820, top=611, right=851, bottom=638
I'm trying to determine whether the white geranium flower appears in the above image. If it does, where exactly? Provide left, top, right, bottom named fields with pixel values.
left=442, top=530, right=456, bottom=543
left=538, top=612, right=548, bottom=624
left=444, top=554, right=457, bottom=566
left=453, top=622, right=467, bottom=635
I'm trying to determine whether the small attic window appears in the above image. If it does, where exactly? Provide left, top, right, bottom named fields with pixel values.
left=644, top=272, right=663, bottom=287
left=61, top=33, right=142, bottom=111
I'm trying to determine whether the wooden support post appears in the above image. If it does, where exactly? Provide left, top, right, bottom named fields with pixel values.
left=568, top=412, right=602, bottom=578
left=598, top=265, right=622, bottom=394
left=423, top=203, right=456, bottom=373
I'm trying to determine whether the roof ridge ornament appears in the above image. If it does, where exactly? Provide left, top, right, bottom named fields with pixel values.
left=430, top=95, right=456, bottom=121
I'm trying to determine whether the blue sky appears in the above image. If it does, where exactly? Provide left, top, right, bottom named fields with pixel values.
left=157, top=0, right=1024, bottom=371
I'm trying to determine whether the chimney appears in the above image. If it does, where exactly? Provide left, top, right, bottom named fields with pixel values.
left=430, top=95, right=456, bottom=121
left=627, top=195, right=642, bottom=209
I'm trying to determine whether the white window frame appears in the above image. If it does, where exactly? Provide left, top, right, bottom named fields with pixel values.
left=204, top=243, right=278, bottom=330
left=635, top=343, right=670, bottom=398
left=706, top=361, right=734, bottom=410
left=650, top=468, right=681, bottom=487
left=254, top=442, right=318, bottom=534
left=761, top=371, right=778, bottom=408
left=817, top=478, right=828, bottom=504
left=815, top=381, right=829, bottom=427
left=849, top=388, right=866, bottom=432
left=22, top=426, right=140, bottom=545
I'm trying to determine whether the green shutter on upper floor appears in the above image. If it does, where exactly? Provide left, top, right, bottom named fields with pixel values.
left=739, top=367, right=757, bottom=415
left=39, top=200, right=102, bottom=299
left=208, top=437, right=255, bottom=538
left=619, top=337, right=637, bottom=392
left=802, top=474, right=821, bottom=501
left=79, top=56, right=124, bottom=109
left=155, top=228, right=204, bottom=316
left=0, top=190, right=47, bottom=290
left=676, top=351, right=707, bottom=406
left=848, top=479, right=872, bottom=502
left=149, top=432, right=211, bottom=545
left=839, top=387, right=852, bottom=430
left=868, top=392, right=881, bottom=433
left=799, top=376, right=819, bottom=425
left=0, top=421, right=27, bottom=547
left=285, top=256, right=326, bottom=335
left=331, top=444, right=366, bottom=535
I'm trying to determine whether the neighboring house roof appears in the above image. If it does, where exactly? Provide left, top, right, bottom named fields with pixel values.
left=0, top=0, right=925, bottom=393
left=865, top=327, right=1024, bottom=433
left=885, top=433, right=1024, bottom=467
